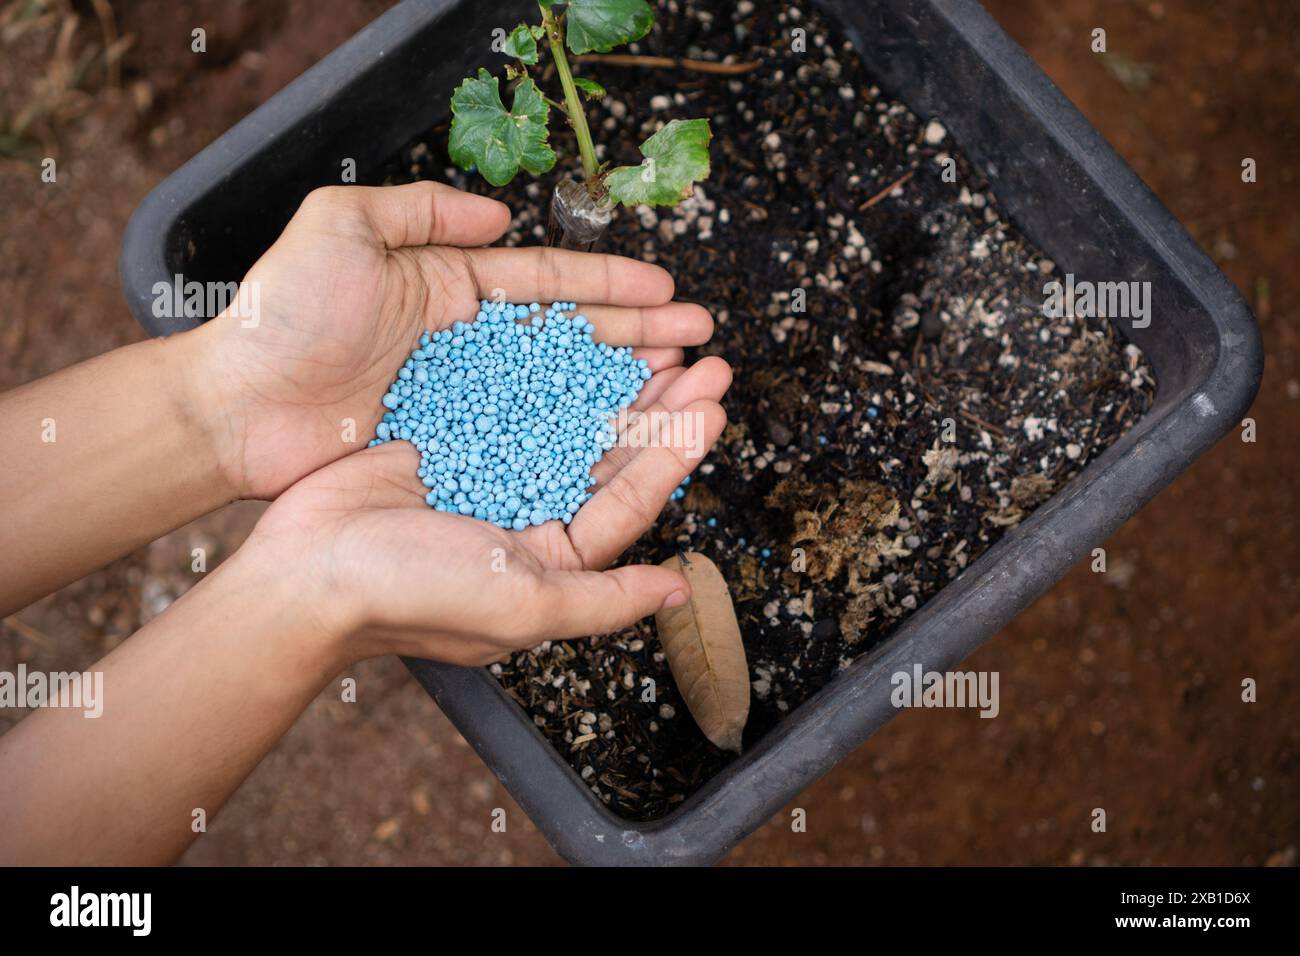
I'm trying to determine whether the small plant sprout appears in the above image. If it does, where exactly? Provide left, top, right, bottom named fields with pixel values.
left=449, top=0, right=712, bottom=246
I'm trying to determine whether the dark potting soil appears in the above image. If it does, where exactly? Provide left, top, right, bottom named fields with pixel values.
left=377, top=0, right=1157, bottom=820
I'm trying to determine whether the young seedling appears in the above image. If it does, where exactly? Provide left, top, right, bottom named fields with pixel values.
left=449, top=0, right=712, bottom=244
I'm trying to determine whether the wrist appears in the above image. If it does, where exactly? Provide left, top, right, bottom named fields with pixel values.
left=170, top=318, right=254, bottom=501
left=217, top=534, right=365, bottom=674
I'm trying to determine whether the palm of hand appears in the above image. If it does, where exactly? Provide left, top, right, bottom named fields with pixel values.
left=250, top=442, right=549, bottom=665
left=198, top=181, right=714, bottom=502
left=202, top=187, right=497, bottom=498
left=251, top=424, right=725, bottom=666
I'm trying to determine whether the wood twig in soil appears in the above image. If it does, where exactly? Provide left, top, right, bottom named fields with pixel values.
left=858, top=169, right=915, bottom=211
left=3, top=614, right=50, bottom=645
left=959, top=408, right=1007, bottom=438
left=575, top=53, right=761, bottom=75
left=89, top=0, right=122, bottom=89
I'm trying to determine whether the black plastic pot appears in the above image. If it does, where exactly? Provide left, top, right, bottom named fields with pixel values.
left=120, top=0, right=1262, bottom=865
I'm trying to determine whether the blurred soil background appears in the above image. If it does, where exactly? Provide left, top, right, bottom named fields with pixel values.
left=0, top=0, right=1295, bottom=865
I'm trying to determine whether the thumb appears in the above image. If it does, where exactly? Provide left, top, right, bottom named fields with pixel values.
left=531, top=564, right=690, bottom=641
left=292, top=182, right=511, bottom=250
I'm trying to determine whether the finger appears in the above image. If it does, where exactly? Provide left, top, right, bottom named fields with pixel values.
left=527, top=564, right=690, bottom=641
left=570, top=399, right=727, bottom=570
left=462, top=245, right=675, bottom=306
left=591, top=356, right=732, bottom=486
left=304, top=441, right=427, bottom=511
left=632, top=346, right=684, bottom=373
left=297, top=182, right=511, bottom=249
left=631, top=366, right=686, bottom=411
left=579, top=301, right=714, bottom=347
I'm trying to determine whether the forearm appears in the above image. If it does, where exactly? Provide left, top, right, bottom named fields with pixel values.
left=0, top=332, right=237, bottom=617
left=0, top=546, right=346, bottom=864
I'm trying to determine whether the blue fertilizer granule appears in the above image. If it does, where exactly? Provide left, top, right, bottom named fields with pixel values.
left=370, top=300, right=650, bottom=530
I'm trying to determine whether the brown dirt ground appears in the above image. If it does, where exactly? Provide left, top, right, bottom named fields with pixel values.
left=0, top=0, right=1295, bottom=865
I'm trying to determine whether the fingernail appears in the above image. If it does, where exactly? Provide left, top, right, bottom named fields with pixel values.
left=662, top=589, right=689, bottom=609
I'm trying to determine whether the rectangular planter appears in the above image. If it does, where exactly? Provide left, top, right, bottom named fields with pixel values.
left=120, top=0, right=1262, bottom=865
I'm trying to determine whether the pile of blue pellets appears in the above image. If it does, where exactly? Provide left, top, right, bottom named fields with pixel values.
left=369, top=300, right=650, bottom=530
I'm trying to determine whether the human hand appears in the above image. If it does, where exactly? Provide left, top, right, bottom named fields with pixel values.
left=190, top=181, right=714, bottom=499
left=238, top=356, right=731, bottom=667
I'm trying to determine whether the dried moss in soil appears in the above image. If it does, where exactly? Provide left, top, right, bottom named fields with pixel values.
left=378, top=0, right=1156, bottom=821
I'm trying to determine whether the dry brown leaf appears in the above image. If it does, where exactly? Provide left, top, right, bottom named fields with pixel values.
left=654, top=552, right=749, bottom=753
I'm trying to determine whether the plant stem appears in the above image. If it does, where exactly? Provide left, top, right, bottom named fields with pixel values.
left=541, top=5, right=599, bottom=183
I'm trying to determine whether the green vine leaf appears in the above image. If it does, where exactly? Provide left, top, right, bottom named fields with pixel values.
left=606, top=118, right=711, bottom=207
left=565, top=0, right=655, bottom=55
left=572, top=76, right=606, bottom=100
left=503, top=23, right=541, bottom=64
left=449, top=68, right=555, bottom=187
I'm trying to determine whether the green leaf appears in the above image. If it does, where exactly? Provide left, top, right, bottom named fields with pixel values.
left=572, top=76, right=606, bottom=100
left=503, top=23, right=539, bottom=64
left=605, top=118, right=711, bottom=207
left=449, top=69, right=556, bottom=187
left=565, top=0, right=655, bottom=55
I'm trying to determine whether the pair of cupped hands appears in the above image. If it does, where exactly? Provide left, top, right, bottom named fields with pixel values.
left=198, top=181, right=730, bottom=665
